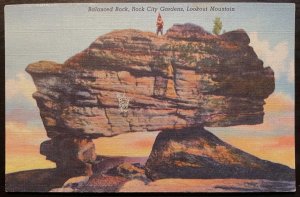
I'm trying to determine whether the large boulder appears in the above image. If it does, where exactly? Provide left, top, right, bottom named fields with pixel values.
left=26, top=23, right=274, bottom=138
left=145, top=127, right=294, bottom=181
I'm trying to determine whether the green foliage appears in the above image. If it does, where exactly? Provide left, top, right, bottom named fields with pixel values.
left=213, top=17, right=223, bottom=35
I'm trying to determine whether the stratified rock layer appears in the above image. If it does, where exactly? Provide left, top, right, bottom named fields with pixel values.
left=40, top=137, right=97, bottom=176
left=26, top=23, right=275, bottom=138
left=26, top=24, right=275, bottom=175
left=145, top=128, right=294, bottom=181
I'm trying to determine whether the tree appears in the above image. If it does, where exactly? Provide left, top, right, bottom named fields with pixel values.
left=213, top=17, right=222, bottom=35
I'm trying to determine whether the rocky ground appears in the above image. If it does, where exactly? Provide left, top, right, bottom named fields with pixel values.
left=119, top=178, right=296, bottom=192
left=5, top=155, right=295, bottom=192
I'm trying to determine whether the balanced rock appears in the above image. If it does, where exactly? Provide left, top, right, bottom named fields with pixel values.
left=145, top=127, right=295, bottom=181
left=26, top=23, right=275, bottom=176
left=26, top=23, right=274, bottom=138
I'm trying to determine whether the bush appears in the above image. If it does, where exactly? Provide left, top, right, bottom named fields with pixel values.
left=213, top=17, right=223, bottom=35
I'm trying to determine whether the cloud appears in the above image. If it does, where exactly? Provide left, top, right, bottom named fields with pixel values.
left=6, top=72, right=36, bottom=103
left=248, top=32, right=291, bottom=82
left=218, top=135, right=295, bottom=168
left=264, top=92, right=294, bottom=113
left=211, top=92, right=294, bottom=134
left=209, top=91, right=295, bottom=168
left=94, top=132, right=158, bottom=157
left=263, top=92, right=294, bottom=134
left=262, top=136, right=294, bottom=149
left=6, top=107, right=41, bottom=123
left=6, top=121, right=46, bottom=136
left=6, top=121, right=54, bottom=173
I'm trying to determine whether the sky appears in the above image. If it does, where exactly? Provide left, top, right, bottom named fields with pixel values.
left=5, top=3, right=295, bottom=173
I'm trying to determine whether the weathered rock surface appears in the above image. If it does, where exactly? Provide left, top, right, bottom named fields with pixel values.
left=119, top=178, right=296, bottom=192
left=26, top=23, right=276, bottom=177
left=26, top=23, right=274, bottom=138
left=107, top=162, right=148, bottom=182
left=49, top=176, right=90, bottom=192
left=145, top=127, right=295, bottom=181
left=40, top=137, right=97, bottom=176
left=5, top=156, right=295, bottom=192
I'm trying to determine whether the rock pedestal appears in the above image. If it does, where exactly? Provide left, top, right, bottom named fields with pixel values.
left=40, top=136, right=96, bottom=176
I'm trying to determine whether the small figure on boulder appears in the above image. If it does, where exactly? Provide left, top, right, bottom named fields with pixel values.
left=156, top=13, right=164, bottom=36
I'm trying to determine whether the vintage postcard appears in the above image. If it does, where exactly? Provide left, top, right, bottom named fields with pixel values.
left=5, top=3, right=295, bottom=192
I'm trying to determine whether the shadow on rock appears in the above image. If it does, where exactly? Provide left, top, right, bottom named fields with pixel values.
left=5, top=168, right=76, bottom=192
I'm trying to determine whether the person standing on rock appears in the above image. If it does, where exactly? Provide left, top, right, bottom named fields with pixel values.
left=156, top=13, right=164, bottom=36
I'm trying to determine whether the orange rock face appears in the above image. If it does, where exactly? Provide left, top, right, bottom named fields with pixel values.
left=26, top=23, right=274, bottom=138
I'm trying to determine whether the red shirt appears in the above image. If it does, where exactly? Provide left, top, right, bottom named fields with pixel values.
left=157, top=19, right=164, bottom=29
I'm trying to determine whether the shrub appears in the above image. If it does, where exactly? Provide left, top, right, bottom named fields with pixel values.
left=213, top=17, right=223, bottom=35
